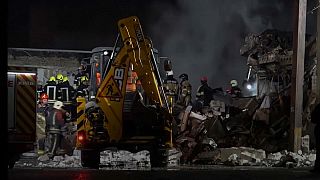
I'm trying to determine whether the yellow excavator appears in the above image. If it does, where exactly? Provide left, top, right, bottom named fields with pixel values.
left=76, top=16, right=173, bottom=168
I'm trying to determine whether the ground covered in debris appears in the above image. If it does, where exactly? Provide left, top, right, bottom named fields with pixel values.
left=14, top=147, right=316, bottom=169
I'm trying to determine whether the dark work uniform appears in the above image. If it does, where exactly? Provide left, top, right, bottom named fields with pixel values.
left=76, top=83, right=89, bottom=98
left=44, top=81, right=57, bottom=100
left=57, top=80, right=76, bottom=102
left=196, top=83, right=213, bottom=106
left=163, top=75, right=179, bottom=111
left=177, top=79, right=192, bottom=107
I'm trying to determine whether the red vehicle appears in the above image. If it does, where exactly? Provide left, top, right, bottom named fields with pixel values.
left=8, top=67, right=37, bottom=168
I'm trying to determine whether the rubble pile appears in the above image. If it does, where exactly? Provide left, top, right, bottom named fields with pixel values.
left=264, top=150, right=316, bottom=168
left=37, top=154, right=82, bottom=168
left=14, top=148, right=182, bottom=168
left=194, top=146, right=316, bottom=168
left=100, top=150, right=150, bottom=168
left=14, top=147, right=316, bottom=169
left=190, top=28, right=317, bottom=155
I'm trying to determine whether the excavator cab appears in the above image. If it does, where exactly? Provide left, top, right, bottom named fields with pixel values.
left=76, top=16, right=173, bottom=168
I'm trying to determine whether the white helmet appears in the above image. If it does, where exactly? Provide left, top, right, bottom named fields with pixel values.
left=53, top=101, right=64, bottom=110
left=166, top=70, right=174, bottom=76
left=230, top=80, right=238, bottom=87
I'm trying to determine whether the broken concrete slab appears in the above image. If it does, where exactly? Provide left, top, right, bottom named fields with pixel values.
left=219, top=147, right=266, bottom=162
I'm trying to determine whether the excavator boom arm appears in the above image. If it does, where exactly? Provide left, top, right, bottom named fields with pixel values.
left=96, top=16, right=167, bottom=141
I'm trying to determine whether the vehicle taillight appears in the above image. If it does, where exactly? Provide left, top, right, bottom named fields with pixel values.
left=78, top=131, right=86, bottom=142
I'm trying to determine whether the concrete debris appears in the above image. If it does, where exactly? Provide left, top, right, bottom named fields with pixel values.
left=265, top=150, right=317, bottom=168
left=192, top=146, right=317, bottom=168
left=100, top=148, right=182, bottom=168
left=228, top=154, right=238, bottom=161
left=193, top=149, right=221, bottom=165
left=38, top=154, right=50, bottom=162
left=267, top=152, right=282, bottom=161
left=14, top=147, right=316, bottom=169
left=219, top=147, right=265, bottom=162
left=100, top=150, right=150, bottom=168
left=73, top=149, right=81, bottom=156
left=168, top=148, right=183, bottom=167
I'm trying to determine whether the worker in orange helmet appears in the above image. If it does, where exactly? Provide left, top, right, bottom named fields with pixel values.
left=38, top=93, right=49, bottom=110
left=40, top=93, right=49, bottom=104
left=37, top=92, right=52, bottom=122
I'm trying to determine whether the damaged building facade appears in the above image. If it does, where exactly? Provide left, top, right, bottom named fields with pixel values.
left=170, top=28, right=318, bottom=166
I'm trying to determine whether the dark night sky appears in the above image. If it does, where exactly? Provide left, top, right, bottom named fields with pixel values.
left=8, top=0, right=318, bottom=93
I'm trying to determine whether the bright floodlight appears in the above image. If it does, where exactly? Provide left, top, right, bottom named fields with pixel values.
left=103, top=51, right=108, bottom=55
left=246, top=84, right=252, bottom=90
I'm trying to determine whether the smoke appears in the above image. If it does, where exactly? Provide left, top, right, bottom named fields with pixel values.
left=149, top=0, right=293, bottom=97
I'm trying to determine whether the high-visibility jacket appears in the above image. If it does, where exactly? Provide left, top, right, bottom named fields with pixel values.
left=126, top=71, right=138, bottom=92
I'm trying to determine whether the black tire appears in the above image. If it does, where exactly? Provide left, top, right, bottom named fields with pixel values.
left=150, top=148, right=168, bottom=168
left=81, top=150, right=100, bottom=169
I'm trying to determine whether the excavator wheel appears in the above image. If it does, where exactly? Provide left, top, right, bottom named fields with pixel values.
left=81, top=150, right=100, bottom=169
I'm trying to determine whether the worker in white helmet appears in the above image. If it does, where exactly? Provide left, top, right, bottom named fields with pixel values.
left=227, top=80, right=242, bottom=98
left=46, top=101, right=71, bottom=158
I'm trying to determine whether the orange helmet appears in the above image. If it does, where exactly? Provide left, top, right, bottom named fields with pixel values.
left=40, top=93, right=49, bottom=100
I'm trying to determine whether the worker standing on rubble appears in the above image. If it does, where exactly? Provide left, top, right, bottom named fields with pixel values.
left=310, top=102, right=320, bottom=173
left=177, top=73, right=192, bottom=107
left=196, top=76, right=213, bottom=107
left=163, top=70, right=179, bottom=113
left=226, top=79, right=242, bottom=98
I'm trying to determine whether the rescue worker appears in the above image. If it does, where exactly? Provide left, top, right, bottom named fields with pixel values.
left=310, top=102, right=320, bottom=173
left=46, top=101, right=70, bottom=157
left=226, top=79, right=242, bottom=98
left=74, top=64, right=87, bottom=89
left=76, top=75, right=89, bottom=99
left=55, top=73, right=65, bottom=101
left=38, top=93, right=49, bottom=111
left=126, top=65, right=139, bottom=92
left=56, top=77, right=63, bottom=102
left=57, top=76, right=76, bottom=102
left=44, top=76, right=57, bottom=100
left=56, top=73, right=64, bottom=84
left=163, top=70, right=179, bottom=113
left=177, top=73, right=192, bottom=107
left=196, top=76, right=213, bottom=107
left=57, top=76, right=77, bottom=121
left=47, top=76, right=57, bottom=85
left=39, top=93, right=52, bottom=130
left=37, top=93, right=52, bottom=154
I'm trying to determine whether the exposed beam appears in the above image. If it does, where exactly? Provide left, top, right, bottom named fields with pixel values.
left=290, top=0, right=307, bottom=153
